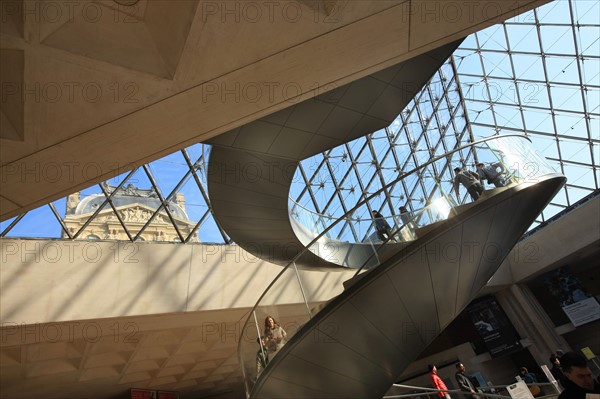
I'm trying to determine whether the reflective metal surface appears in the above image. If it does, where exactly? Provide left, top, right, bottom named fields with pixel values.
left=207, top=42, right=462, bottom=267
left=250, top=174, right=565, bottom=399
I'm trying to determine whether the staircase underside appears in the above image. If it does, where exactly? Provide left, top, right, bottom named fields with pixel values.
left=207, top=42, right=462, bottom=269
left=248, top=174, right=565, bottom=399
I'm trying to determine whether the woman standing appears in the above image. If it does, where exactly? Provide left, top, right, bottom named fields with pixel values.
left=429, top=365, right=451, bottom=399
left=264, top=316, right=287, bottom=357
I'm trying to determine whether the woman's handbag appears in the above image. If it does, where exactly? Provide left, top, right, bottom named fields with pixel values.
left=529, top=384, right=541, bottom=396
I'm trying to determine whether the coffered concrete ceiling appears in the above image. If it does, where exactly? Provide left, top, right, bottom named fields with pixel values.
left=1, top=310, right=251, bottom=399
left=0, top=240, right=355, bottom=398
left=0, top=0, right=548, bottom=220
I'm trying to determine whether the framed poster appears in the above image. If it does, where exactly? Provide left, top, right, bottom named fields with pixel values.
left=467, top=295, right=521, bottom=357
left=543, top=267, right=600, bottom=327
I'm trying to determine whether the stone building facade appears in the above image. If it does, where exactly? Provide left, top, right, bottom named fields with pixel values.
left=63, top=183, right=198, bottom=242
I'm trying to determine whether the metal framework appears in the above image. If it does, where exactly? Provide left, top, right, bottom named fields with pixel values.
left=454, top=0, right=599, bottom=221
left=1, top=0, right=598, bottom=243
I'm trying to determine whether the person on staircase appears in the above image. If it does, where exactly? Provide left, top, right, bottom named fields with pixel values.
left=477, top=162, right=506, bottom=188
left=429, top=364, right=451, bottom=399
left=263, top=316, right=287, bottom=358
left=372, top=210, right=395, bottom=242
left=453, top=167, right=484, bottom=202
left=455, top=362, right=480, bottom=399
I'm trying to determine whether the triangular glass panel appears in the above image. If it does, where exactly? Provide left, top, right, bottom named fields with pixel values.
left=0, top=216, right=18, bottom=236
left=70, top=184, right=106, bottom=230
left=289, top=167, right=306, bottom=201
left=388, top=116, right=403, bottom=136
left=380, top=152, right=399, bottom=175
left=184, top=143, right=210, bottom=166
left=50, top=197, right=67, bottom=220
left=147, top=151, right=190, bottom=199
left=575, top=1, right=599, bottom=25
left=109, top=168, right=170, bottom=241
left=454, top=49, right=484, bottom=74
left=476, top=25, right=508, bottom=51
left=4, top=204, right=63, bottom=239
left=175, top=173, right=213, bottom=243
left=550, top=189, right=569, bottom=208
left=196, top=213, right=227, bottom=244
left=460, top=34, right=478, bottom=49
left=347, top=137, right=368, bottom=159
left=49, top=197, right=71, bottom=238
left=76, top=208, right=130, bottom=241
left=481, top=51, right=513, bottom=79
left=541, top=204, right=565, bottom=221
left=149, top=202, right=189, bottom=243
left=537, top=0, right=572, bottom=25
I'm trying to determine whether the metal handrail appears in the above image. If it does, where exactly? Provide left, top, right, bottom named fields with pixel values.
left=288, top=194, right=453, bottom=244
left=388, top=382, right=560, bottom=399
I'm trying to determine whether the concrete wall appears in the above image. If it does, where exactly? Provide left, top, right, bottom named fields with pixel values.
left=0, top=240, right=355, bottom=325
left=485, top=194, right=600, bottom=290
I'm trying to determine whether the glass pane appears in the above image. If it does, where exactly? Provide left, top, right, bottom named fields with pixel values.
left=4, top=204, right=63, bottom=239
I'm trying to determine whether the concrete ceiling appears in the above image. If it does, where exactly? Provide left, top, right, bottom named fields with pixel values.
left=1, top=309, right=250, bottom=399
left=0, top=0, right=549, bottom=220
left=0, top=307, right=315, bottom=399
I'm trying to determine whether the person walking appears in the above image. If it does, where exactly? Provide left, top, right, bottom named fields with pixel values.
left=455, top=362, right=479, bottom=399
left=453, top=167, right=484, bottom=202
left=371, top=210, right=394, bottom=242
left=429, top=365, right=451, bottom=399
left=263, top=316, right=287, bottom=358
left=477, top=162, right=506, bottom=187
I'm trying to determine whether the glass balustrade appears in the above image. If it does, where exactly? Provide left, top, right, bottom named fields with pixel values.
left=238, top=134, right=560, bottom=397
left=289, top=192, right=457, bottom=244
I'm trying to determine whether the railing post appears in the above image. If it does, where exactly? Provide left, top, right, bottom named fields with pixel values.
left=366, top=237, right=381, bottom=265
left=252, top=311, right=267, bottom=368
left=293, top=261, right=313, bottom=319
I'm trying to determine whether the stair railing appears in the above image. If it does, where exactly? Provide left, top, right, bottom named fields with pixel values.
left=238, top=134, right=557, bottom=397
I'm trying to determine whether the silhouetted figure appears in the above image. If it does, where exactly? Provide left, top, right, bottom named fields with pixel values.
left=455, top=362, right=480, bottom=399
left=399, top=206, right=411, bottom=225
left=371, top=210, right=394, bottom=242
left=453, top=167, right=484, bottom=202
left=477, top=162, right=506, bottom=187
